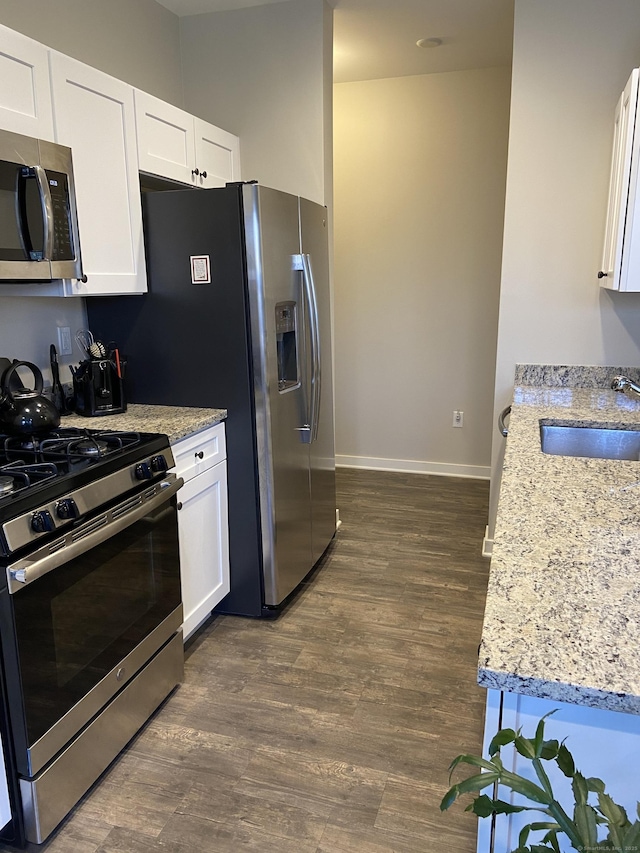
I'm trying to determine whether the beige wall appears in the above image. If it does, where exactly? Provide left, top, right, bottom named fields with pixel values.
left=0, top=0, right=182, bottom=381
left=0, top=0, right=182, bottom=105
left=180, top=0, right=332, bottom=205
left=488, top=0, right=640, bottom=537
left=333, top=67, right=511, bottom=477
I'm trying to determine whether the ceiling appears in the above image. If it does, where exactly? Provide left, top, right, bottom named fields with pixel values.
left=154, top=0, right=514, bottom=84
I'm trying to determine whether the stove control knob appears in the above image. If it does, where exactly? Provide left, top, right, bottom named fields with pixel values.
left=135, top=461, right=152, bottom=481
left=150, top=455, right=168, bottom=473
left=31, top=510, right=55, bottom=534
left=56, top=498, right=79, bottom=520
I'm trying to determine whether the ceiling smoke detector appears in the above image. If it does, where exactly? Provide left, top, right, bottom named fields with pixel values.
left=416, top=37, right=443, bottom=48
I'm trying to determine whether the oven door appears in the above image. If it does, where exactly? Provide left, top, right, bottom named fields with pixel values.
left=0, top=475, right=183, bottom=778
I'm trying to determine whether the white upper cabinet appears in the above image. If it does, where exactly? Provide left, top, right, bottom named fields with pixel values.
left=134, top=90, right=240, bottom=188
left=0, top=24, right=54, bottom=140
left=194, top=117, right=241, bottom=188
left=600, top=69, right=640, bottom=291
left=49, top=53, right=147, bottom=296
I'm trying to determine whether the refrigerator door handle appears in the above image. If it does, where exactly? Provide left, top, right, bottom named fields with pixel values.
left=293, top=253, right=312, bottom=443
left=301, top=253, right=322, bottom=442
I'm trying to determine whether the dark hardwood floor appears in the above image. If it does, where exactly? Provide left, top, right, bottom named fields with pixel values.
left=8, top=469, right=490, bottom=853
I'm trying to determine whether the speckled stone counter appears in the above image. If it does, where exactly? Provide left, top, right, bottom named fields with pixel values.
left=62, top=404, right=226, bottom=444
left=478, top=365, right=640, bottom=715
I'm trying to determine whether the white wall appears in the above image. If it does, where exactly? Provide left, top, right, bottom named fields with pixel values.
left=180, top=0, right=332, bottom=205
left=0, top=0, right=182, bottom=387
left=333, top=68, right=511, bottom=477
left=488, top=0, right=640, bottom=536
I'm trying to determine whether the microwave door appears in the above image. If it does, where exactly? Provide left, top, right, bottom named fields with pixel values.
left=0, top=159, right=51, bottom=281
left=38, top=139, right=83, bottom=281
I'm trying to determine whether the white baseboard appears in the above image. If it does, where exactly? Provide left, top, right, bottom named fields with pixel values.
left=482, top=525, right=493, bottom=558
left=335, top=454, right=490, bottom=480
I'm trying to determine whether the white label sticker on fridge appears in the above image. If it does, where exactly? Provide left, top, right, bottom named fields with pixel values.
left=190, top=255, right=211, bottom=284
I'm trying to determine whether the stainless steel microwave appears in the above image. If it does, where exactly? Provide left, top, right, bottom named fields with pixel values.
left=0, top=128, right=83, bottom=282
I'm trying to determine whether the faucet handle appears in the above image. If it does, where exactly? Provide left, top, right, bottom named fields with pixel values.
left=611, top=375, right=627, bottom=391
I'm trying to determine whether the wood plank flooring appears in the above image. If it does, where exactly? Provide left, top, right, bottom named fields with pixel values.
left=6, top=469, right=490, bottom=853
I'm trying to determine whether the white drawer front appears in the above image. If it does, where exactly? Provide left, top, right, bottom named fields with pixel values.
left=171, top=422, right=226, bottom=483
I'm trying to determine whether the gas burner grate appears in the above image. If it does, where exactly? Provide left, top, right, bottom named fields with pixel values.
left=0, top=428, right=141, bottom=466
left=0, top=461, right=59, bottom=496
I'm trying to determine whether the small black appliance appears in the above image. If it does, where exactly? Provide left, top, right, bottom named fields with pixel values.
left=73, top=353, right=126, bottom=416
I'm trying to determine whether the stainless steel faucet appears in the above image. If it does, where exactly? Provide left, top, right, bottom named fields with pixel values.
left=611, top=375, right=640, bottom=398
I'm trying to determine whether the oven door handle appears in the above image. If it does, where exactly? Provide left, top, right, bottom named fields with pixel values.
left=7, top=476, right=184, bottom=593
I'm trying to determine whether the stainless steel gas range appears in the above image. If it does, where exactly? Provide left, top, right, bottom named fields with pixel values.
left=0, top=426, right=184, bottom=846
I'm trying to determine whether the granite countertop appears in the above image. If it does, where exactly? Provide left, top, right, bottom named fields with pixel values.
left=478, top=365, right=640, bottom=715
left=62, top=404, right=226, bottom=444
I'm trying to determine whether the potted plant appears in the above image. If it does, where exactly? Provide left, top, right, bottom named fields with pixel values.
left=440, top=711, right=640, bottom=852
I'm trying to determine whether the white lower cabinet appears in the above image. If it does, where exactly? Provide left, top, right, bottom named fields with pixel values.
left=478, top=689, right=640, bottom=852
left=171, top=423, right=230, bottom=640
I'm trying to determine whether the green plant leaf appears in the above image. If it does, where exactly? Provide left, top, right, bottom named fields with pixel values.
left=454, top=771, right=499, bottom=796
left=572, top=772, right=589, bottom=806
left=541, top=828, right=562, bottom=852
left=540, top=739, right=560, bottom=760
left=598, top=792, right=628, bottom=827
left=518, top=823, right=530, bottom=847
left=556, top=743, right=575, bottom=777
left=586, top=776, right=605, bottom=794
left=532, top=711, right=558, bottom=758
left=489, top=727, right=516, bottom=756
left=467, top=795, right=529, bottom=817
left=440, top=772, right=499, bottom=811
left=515, top=735, right=537, bottom=759
left=447, top=753, right=496, bottom=779
left=599, top=791, right=630, bottom=849
left=622, top=819, right=640, bottom=847
left=574, top=803, right=598, bottom=846
left=440, top=785, right=460, bottom=811
left=532, top=757, right=554, bottom=799
left=500, top=769, right=553, bottom=805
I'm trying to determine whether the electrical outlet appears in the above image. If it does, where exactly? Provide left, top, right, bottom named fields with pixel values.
left=453, top=410, right=464, bottom=428
left=57, top=326, right=72, bottom=356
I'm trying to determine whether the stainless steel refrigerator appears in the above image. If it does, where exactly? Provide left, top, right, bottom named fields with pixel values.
left=87, top=183, right=337, bottom=617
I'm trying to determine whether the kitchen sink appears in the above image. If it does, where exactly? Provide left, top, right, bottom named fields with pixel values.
left=539, top=421, right=640, bottom=460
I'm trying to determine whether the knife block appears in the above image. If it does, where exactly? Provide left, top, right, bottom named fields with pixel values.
left=73, top=358, right=126, bottom=417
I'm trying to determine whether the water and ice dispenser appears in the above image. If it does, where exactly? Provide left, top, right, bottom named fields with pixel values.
left=276, top=301, right=299, bottom=391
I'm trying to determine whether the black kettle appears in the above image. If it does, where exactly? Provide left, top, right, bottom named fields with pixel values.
left=0, top=361, right=60, bottom=435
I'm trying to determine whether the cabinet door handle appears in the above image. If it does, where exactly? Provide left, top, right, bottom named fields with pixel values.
left=195, top=451, right=204, bottom=459
left=191, top=168, right=200, bottom=177
left=598, top=270, right=608, bottom=278
left=177, top=501, right=183, bottom=511
left=201, top=170, right=207, bottom=179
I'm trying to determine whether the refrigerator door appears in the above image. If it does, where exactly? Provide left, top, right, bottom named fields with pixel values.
left=299, top=198, right=337, bottom=564
left=243, top=185, right=313, bottom=606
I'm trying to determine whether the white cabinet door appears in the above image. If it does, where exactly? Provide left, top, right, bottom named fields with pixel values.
left=0, top=24, right=54, bottom=140
left=134, top=90, right=196, bottom=186
left=600, top=68, right=640, bottom=291
left=135, top=90, right=240, bottom=188
left=177, top=460, right=230, bottom=640
left=49, top=53, right=146, bottom=296
left=172, top=423, right=230, bottom=640
left=479, top=689, right=640, bottom=853
left=194, top=117, right=240, bottom=188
